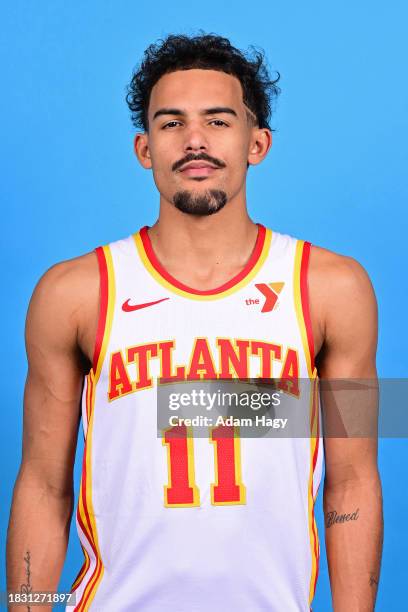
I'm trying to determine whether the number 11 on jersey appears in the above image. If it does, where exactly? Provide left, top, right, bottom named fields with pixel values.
left=163, top=424, right=247, bottom=507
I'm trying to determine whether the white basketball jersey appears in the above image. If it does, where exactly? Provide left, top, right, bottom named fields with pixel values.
left=67, top=223, right=323, bottom=611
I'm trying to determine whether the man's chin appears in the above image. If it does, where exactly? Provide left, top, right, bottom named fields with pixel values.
left=172, top=189, right=228, bottom=216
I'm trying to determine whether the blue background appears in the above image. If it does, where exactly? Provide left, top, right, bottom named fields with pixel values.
left=1, top=1, right=407, bottom=609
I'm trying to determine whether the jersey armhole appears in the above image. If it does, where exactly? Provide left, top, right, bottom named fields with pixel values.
left=92, top=245, right=115, bottom=380
left=294, top=240, right=316, bottom=377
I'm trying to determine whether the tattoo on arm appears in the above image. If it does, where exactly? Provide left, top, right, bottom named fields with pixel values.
left=325, top=508, right=359, bottom=528
left=21, top=550, right=32, bottom=612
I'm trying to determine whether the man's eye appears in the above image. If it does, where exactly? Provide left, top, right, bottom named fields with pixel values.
left=162, top=119, right=228, bottom=129
left=163, top=121, right=182, bottom=129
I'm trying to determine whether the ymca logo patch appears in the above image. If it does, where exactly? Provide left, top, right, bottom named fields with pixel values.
left=245, top=282, right=285, bottom=313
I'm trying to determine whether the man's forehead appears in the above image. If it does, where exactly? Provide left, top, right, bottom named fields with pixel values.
left=149, top=69, right=244, bottom=113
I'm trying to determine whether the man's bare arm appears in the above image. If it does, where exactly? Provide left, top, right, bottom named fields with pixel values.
left=310, top=247, right=383, bottom=611
left=6, top=253, right=98, bottom=607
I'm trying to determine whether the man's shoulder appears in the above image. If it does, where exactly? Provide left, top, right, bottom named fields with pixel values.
left=269, top=227, right=372, bottom=292
left=28, top=250, right=100, bottom=341
left=34, top=227, right=139, bottom=300
left=307, top=243, right=377, bottom=350
left=35, top=250, right=99, bottom=297
left=308, top=243, right=374, bottom=296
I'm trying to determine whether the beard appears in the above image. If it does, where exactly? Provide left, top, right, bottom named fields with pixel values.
left=173, top=188, right=227, bottom=216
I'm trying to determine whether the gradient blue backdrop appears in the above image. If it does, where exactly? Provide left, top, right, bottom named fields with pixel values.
left=1, top=1, right=407, bottom=609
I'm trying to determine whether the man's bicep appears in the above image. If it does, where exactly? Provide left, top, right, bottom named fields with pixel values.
left=20, top=262, right=87, bottom=496
left=316, top=254, right=379, bottom=484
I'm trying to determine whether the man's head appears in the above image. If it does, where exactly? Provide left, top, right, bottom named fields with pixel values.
left=126, top=33, right=280, bottom=216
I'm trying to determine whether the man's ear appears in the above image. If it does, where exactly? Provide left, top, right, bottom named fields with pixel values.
left=247, top=128, right=272, bottom=167
left=134, top=132, right=152, bottom=169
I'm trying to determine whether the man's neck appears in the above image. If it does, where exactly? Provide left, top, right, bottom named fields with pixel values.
left=146, top=198, right=259, bottom=290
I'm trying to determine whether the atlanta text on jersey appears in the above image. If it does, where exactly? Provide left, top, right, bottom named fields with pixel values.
left=107, top=337, right=300, bottom=401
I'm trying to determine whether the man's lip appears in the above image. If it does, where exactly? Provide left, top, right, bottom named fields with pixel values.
left=178, top=166, right=219, bottom=178
left=178, top=161, right=219, bottom=172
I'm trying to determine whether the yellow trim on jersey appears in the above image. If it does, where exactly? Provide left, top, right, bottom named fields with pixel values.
left=94, top=245, right=116, bottom=383
left=74, top=244, right=115, bottom=604
left=77, top=371, right=105, bottom=609
left=71, top=377, right=93, bottom=592
left=308, top=370, right=320, bottom=605
left=132, top=228, right=273, bottom=301
left=293, top=240, right=314, bottom=378
left=294, top=240, right=320, bottom=602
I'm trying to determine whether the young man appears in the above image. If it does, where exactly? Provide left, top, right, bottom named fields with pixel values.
left=7, top=34, right=383, bottom=611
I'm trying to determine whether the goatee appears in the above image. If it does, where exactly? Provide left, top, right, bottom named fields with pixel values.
left=173, top=189, right=227, bottom=216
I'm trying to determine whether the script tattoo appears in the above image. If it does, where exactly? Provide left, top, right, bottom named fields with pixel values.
left=20, top=550, right=32, bottom=612
left=326, top=508, right=359, bottom=528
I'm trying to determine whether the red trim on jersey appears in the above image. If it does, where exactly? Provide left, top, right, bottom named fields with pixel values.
left=312, top=512, right=320, bottom=596
left=310, top=378, right=319, bottom=470
left=312, top=384, right=320, bottom=472
left=70, top=375, right=93, bottom=591
left=92, top=247, right=109, bottom=372
left=300, top=241, right=315, bottom=372
left=78, top=556, right=103, bottom=612
left=310, top=378, right=320, bottom=601
left=139, top=223, right=266, bottom=295
left=74, top=376, right=103, bottom=610
left=70, top=540, right=89, bottom=591
left=313, top=543, right=320, bottom=594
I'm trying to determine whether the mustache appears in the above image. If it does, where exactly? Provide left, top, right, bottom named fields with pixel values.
left=172, top=152, right=226, bottom=172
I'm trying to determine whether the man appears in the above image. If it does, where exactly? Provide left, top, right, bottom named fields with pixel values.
left=7, top=33, right=383, bottom=611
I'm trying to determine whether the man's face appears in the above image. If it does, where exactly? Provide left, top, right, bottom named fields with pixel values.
left=135, top=69, right=268, bottom=216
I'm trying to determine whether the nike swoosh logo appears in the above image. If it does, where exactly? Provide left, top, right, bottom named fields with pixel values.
left=122, top=297, right=169, bottom=312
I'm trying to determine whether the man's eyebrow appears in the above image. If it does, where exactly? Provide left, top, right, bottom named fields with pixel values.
left=152, top=107, right=238, bottom=120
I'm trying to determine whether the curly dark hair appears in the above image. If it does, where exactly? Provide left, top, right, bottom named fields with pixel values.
left=125, top=32, right=281, bottom=132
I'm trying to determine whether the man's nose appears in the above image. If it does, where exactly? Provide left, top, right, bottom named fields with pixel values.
left=183, top=125, right=209, bottom=153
